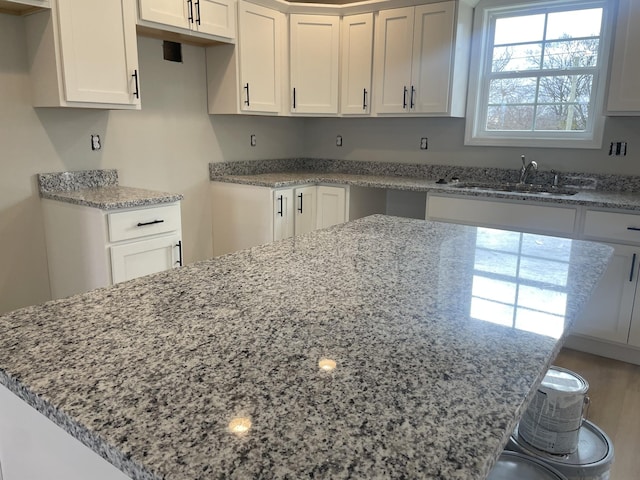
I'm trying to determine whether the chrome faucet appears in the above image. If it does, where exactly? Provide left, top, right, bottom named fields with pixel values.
left=519, top=155, right=538, bottom=184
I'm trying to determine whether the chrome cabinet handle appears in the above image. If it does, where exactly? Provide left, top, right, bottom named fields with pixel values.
left=137, top=219, right=164, bottom=227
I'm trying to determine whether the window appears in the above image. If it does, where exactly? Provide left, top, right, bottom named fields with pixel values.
left=465, top=0, right=613, bottom=148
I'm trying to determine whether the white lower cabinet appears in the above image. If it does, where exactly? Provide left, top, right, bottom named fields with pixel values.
left=0, top=384, right=130, bottom=480
left=42, top=200, right=183, bottom=299
left=211, top=182, right=347, bottom=255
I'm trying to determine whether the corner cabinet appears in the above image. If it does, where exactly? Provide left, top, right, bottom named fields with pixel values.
left=138, top=0, right=236, bottom=41
left=372, top=1, right=472, bottom=116
left=42, top=200, right=183, bottom=300
left=207, top=0, right=285, bottom=115
left=25, top=0, right=141, bottom=109
left=290, top=14, right=340, bottom=115
left=340, top=13, right=374, bottom=115
left=211, top=182, right=348, bottom=256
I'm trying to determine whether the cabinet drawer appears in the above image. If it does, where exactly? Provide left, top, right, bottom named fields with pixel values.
left=427, top=195, right=577, bottom=236
left=583, top=210, right=640, bottom=244
left=108, top=204, right=181, bottom=242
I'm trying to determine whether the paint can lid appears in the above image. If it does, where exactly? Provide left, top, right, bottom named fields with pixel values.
left=541, top=366, right=589, bottom=394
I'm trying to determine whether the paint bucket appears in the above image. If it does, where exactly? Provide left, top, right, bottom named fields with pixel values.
left=487, top=451, right=568, bottom=480
left=518, top=366, right=589, bottom=454
left=508, top=420, right=614, bottom=480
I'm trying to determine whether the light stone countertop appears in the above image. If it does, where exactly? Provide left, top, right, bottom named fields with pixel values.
left=40, top=186, right=184, bottom=210
left=211, top=172, right=640, bottom=211
left=0, top=215, right=613, bottom=480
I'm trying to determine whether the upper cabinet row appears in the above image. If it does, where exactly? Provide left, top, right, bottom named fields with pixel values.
left=22, top=0, right=235, bottom=110
left=207, top=0, right=473, bottom=117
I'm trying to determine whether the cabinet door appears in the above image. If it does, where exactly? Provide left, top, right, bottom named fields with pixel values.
left=110, top=233, right=181, bottom=284
left=341, top=13, right=373, bottom=115
left=138, top=0, right=189, bottom=29
left=607, top=0, right=640, bottom=114
left=273, top=189, right=294, bottom=241
left=57, top=0, right=140, bottom=106
left=294, top=186, right=317, bottom=236
left=572, top=243, right=637, bottom=344
left=316, top=186, right=346, bottom=230
left=239, top=2, right=283, bottom=113
left=290, top=14, right=340, bottom=114
left=411, top=2, right=455, bottom=113
left=373, top=7, right=414, bottom=114
left=195, top=0, right=235, bottom=39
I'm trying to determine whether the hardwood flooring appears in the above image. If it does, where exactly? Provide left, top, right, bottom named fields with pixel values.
left=554, top=348, right=640, bottom=480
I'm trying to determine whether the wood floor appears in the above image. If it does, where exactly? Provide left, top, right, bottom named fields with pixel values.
left=554, top=348, right=640, bottom=480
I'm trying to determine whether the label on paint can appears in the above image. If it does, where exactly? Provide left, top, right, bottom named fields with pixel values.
left=519, top=411, right=581, bottom=454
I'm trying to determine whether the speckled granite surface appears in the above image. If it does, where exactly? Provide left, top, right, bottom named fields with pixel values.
left=211, top=166, right=640, bottom=212
left=0, top=215, right=613, bottom=480
left=37, top=170, right=183, bottom=210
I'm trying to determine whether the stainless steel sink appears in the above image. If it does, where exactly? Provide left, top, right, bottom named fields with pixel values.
left=451, top=182, right=578, bottom=196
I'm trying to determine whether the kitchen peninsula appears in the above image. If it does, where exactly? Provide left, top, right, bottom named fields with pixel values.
left=0, top=215, right=612, bottom=479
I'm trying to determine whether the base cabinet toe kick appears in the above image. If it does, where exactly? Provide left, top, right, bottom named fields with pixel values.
left=426, top=192, right=640, bottom=365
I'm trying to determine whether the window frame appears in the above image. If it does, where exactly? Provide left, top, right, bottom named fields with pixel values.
left=464, top=0, right=614, bottom=149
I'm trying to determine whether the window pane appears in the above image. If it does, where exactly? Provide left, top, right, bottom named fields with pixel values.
left=492, top=44, right=542, bottom=72
left=489, top=78, right=537, bottom=104
left=546, top=8, right=603, bottom=40
left=520, top=257, right=569, bottom=286
left=471, top=297, right=514, bottom=327
left=538, top=75, right=593, bottom=104
left=474, top=250, right=518, bottom=277
left=472, top=276, right=517, bottom=303
left=476, top=228, right=521, bottom=252
left=543, top=40, right=600, bottom=69
left=494, top=14, right=545, bottom=45
left=487, top=105, right=534, bottom=130
left=535, top=104, right=589, bottom=131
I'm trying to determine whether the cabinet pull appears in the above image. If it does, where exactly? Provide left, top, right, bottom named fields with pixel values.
left=293, top=88, right=297, bottom=109
left=627, top=227, right=640, bottom=231
left=244, top=83, right=250, bottom=106
left=402, top=86, right=408, bottom=109
left=195, top=0, right=201, bottom=25
left=137, top=219, right=164, bottom=227
left=631, top=253, right=637, bottom=282
left=176, top=240, right=183, bottom=267
left=187, top=0, right=194, bottom=22
left=363, top=88, right=368, bottom=110
left=132, top=69, right=140, bottom=99
left=277, top=195, right=283, bottom=217
left=297, top=193, right=303, bottom=213
left=410, top=86, right=416, bottom=109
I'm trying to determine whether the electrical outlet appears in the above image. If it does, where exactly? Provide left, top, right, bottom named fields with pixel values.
left=336, top=135, right=343, bottom=147
left=420, top=137, right=428, bottom=150
left=91, top=134, right=101, bottom=151
left=250, top=134, right=257, bottom=147
left=609, top=141, right=627, bottom=156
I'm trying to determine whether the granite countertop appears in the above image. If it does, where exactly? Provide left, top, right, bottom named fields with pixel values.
left=38, top=169, right=183, bottom=210
left=211, top=171, right=640, bottom=211
left=0, top=215, right=613, bottom=480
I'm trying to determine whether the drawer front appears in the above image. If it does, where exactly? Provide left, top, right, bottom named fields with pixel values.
left=108, top=204, right=181, bottom=242
left=427, top=195, right=577, bottom=236
left=583, top=210, right=640, bottom=244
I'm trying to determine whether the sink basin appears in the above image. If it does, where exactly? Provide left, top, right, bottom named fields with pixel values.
left=451, top=182, right=578, bottom=196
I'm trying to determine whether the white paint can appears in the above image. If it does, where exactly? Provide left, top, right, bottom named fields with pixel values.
left=488, top=451, right=568, bottom=480
left=518, top=366, right=589, bottom=454
left=508, top=420, right=614, bottom=480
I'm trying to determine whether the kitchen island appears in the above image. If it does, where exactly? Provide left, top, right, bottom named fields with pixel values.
left=0, top=215, right=612, bottom=479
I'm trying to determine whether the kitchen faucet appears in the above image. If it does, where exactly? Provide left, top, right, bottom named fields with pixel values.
left=519, top=155, right=538, bottom=184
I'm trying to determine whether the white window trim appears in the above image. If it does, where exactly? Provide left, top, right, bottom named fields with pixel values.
left=464, top=0, right=614, bottom=149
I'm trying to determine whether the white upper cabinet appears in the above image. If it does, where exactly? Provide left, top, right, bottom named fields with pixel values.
left=0, top=0, right=49, bottom=15
left=340, top=13, right=374, bottom=115
left=290, top=14, right=340, bottom=115
left=138, top=0, right=235, bottom=41
left=373, top=1, right=471, bottom=116
left=25, top=0, right=140, bottom=109
left=607, top=0, right=640, bottom=114
left=207, top=0, right=284, bottom=114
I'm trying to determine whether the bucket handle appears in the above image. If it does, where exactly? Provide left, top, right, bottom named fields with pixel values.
left=581, top=395, right=591, bottom=426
